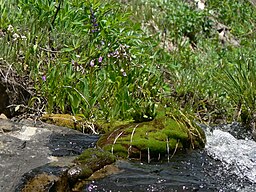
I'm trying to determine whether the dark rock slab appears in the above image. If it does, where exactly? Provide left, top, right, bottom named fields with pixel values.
left=0, top=119, right=99, bottom=192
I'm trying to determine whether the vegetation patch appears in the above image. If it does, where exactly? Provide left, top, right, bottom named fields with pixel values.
left=1, top=0, right=256, bottom=151
left=97, top=117, right=206, bottom=160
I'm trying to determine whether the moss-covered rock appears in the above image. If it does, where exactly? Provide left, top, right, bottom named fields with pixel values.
left=40, top=114, right=84, bottom=130
left=40, top=114, right=100, bottom=133
left=18, top=148, right=117, bottom=192
left=74, top=148, right=116, bottom=171
left=69, top=148, right=116, bottom=182
left=97, top=117, right=206, bottom=160
left=40, top=114, right=132, bottom=134
left=68, top=148, right=116, bottom=191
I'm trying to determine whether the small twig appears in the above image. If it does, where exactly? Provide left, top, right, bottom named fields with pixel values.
left=128, top=124, right=139, bottom=157
left=7, top=104, right=44, bottom=114
left=5, top=64, right=12, bottom=82
left=51, top=0, right=62, bottom=28
left=0, top=68, right=5, bottom=79
left=0, top=59, right=13, bottom=82
left=166, top=137, right=170, bottom=162
left=130, top=124, right=139, bottom=143
left=107, top=127, right=121, bottom=140
left=63, top=86, right=91, bottom=107
left=39, top=46, right=61, bottom=53
left=170, top=139, right=180, bottom=159
left=162, top=28, right=167, bottom=50
left=48, top=0, right=63, bottom=49
left=111, top=131, right=123, bottom=154
left=83, top=121, right=98, bottom=135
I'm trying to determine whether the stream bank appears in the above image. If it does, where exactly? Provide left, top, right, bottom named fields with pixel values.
left=84, top=123, right=256, bottom=192
left=1, top=117, right=255, bottom=192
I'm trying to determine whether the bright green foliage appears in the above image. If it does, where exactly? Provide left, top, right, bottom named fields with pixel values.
left=0, top=0, right=162, bottom=121
left=125, top=0, right=256, bottom=125
left=2, top=0, right=256, bottom=128
left=217, top=47, right=256, bottom=123
left=207, top=0, right=256, bottom=36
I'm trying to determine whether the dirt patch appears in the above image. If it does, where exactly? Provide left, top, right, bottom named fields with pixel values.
left=0, top=64, right=32, bottom=117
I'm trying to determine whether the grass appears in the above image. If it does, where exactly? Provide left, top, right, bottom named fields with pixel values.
left=1, top=0, right=256, bottom=130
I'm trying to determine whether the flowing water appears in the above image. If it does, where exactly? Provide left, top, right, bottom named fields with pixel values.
left=84, top=123, right=256, bottom=192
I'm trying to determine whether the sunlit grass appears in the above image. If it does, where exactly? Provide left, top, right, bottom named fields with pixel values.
left=1, top=0, right=256, bottom=127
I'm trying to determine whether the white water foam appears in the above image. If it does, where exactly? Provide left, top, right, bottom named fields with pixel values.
left=205, top=129, right=256, bottom=184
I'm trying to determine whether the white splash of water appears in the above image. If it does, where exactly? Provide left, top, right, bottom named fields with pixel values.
left=205, top=129, right=256, bottom=183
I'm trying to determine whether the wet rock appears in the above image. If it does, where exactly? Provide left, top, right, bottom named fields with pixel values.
left=68, top=148, right=116, bottom=191
left=74, top=148, right=116, bottom=172
left=97, top=117, right=206, bottom=160
left=0, top=119, right=99, bottom=192
left=15, top=166, right=70, bottom=192
left=14, top=148, right=116, bottom=192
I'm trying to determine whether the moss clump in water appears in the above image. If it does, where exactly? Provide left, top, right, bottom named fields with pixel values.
left=97, top=117, right=206, bottom=160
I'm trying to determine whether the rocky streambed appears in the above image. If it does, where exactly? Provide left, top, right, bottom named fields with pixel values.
left=0, top=113, right=206, bottom=192
left=0, top=117, right=103, bottom=192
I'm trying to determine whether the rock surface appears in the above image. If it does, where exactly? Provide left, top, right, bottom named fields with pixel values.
left=0, top=118, right=99, bottom=191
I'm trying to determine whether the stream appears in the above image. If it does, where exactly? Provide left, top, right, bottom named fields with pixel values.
left=84, top=123, right=256, bottom=192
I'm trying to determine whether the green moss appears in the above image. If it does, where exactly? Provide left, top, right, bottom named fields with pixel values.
left=75, top=148, right=116, bottom=172
left=103, top=144, right=128, bottom=158
left=148, top=131, right=166, bottom=140
left=40, top=114, right=84, bottom=130
left=162, top=129, right=188, bottom=140
left=79, top=165, right=94, bottom=178
left=97, top=116, right=206, bottom=160
left=133, top=138, right=166, bottom=153
left=95, top=120, right=133, bottom=133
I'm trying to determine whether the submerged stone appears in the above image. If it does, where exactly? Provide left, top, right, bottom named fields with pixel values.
left=68, top=148, right=116, bottom=191
left=97, top=117, right=206, bottom=160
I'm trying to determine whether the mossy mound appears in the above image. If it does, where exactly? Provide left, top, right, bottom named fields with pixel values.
left=97, top=117, right=206, bottom=160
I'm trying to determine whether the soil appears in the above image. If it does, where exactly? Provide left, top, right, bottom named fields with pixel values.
left=0, top=64, right=33, bottom=118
